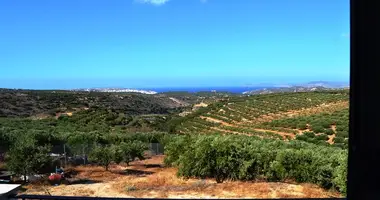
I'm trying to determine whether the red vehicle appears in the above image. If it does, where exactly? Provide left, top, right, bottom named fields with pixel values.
left=48, top=173, right=62, bottom=185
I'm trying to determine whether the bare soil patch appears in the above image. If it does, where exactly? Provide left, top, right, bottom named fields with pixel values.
left=328, top=134, right=336, bottom=145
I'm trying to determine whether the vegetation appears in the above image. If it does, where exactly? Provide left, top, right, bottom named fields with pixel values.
left=0, top=89, right=189, bottom=117
left=5, top=137, right=52, bottom=182
left=168, top=90, right=349, bottom=135
left=258, top=108, right=349, bottom=148
left=164, top=134, right=347, bottom=194
left=262, top=108, right=348, bottom=136
left=88, top=145, right=114, bottom=171
left=0, top=89, right=349, bottom=195
left=113, top=141, right=148, bottom=166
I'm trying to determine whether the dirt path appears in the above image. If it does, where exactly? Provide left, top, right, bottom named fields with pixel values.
left=252, top=128, right=296, bottom=139
left=210, top=126, right=294, bottom=140
left=210, top=127, right=258, bottom=137
left=200, top=116, right=236, bottom=127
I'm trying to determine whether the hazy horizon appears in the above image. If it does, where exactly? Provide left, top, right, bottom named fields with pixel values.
left=0, top=78, right=349, bottom=91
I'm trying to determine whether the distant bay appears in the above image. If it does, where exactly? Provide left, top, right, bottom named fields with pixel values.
left=140, top=87, right=273, bottom=94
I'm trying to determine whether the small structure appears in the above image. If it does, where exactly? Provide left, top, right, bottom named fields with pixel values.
left=0, top=184, right=21, bottom=200
left=148, top=143, right=164, bottom=156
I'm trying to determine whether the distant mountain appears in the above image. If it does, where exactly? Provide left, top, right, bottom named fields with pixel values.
left=242, top=85, right=348, bottom=95
left=303, top=81, right=349, bottom=88
left=243, top=86, right=322, bottom=95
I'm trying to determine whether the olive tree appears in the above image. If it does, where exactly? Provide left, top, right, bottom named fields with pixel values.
left=88, top=145, right=114, bottom=171
left=6, top=136, right=51, bottom=182
left=117, top=141, right=148, bottom=166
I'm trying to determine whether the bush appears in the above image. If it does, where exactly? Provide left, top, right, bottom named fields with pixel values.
left=311, top=125, right=324, bottom=133
left=333, top=152, right=348, bottom=194
left=334, top=143, right=346, bottom=149
left=334, top=137, right=345, bottom=144
left=290, top=123, right=297, bottom=129
left=321, top=121, right=332, bottom=129
left=325, top=128, right=335, bottom=135
left=164, top=134, right=348, bottom=193
left=296, top=123, right=307, bottom=130
left=337, top=131, right=349, bottom=138
left=303, top=131, right=315, bottom=138
left=315, top=134, right=329, bottom=141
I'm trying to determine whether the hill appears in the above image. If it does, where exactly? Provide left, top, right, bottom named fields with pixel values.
left=242, top=86, right=346, bottom=95
left=0, top=88, right=193, bottom=118
left=169, top=89, right=349, bottom=148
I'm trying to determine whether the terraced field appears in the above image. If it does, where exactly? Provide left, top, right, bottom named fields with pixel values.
left=175, top=90, right=349, bottom=147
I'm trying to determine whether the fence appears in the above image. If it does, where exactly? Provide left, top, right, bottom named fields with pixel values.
left=149, top=143, right=164, bottom=155
left=48, top=143, right=164, bottom=168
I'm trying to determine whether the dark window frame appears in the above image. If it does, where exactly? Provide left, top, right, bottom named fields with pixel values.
left=347, top=0, right=380, bottom=199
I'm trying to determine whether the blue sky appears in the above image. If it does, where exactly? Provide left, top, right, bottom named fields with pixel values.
left=0, top=0, right=349, bottom=89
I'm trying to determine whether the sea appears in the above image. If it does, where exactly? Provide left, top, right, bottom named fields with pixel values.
left=139, top=86, right=274, bottom=94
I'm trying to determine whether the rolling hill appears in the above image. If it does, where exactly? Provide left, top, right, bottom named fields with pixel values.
left=0, top=89, right=192, bottom=118
left=171, top=89, right=349, bottom=148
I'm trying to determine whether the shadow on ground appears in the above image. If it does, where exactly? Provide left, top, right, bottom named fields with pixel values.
left=144, top=164, right=163, bottom=168
left=117, top=169, right=154, bottom=177
left=66, top=179, right=102, bottom=185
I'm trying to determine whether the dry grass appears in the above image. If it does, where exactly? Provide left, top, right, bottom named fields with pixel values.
left=22, top=155, right=342, bottom=199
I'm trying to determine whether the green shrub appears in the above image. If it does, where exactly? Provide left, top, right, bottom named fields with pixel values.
left=325, top=128, right=335, bottom=135
left=303, top=131, right=315, bottom=138
left=333, top=152, right=348, bottom=194
left=334, top=137, right=345, bottom=144
left=296, top=123, right=308, bottom=130
left=337, top=131, right=349, bottom=138
left=296, top=135, right=308, bottom=142
left=321, top=121, right=332, bottom=129
left=311, top=125, right=324, bottom=133
left=315, top=134, right=328, bottom=141
left=164, top=134, right=348, bottom=193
